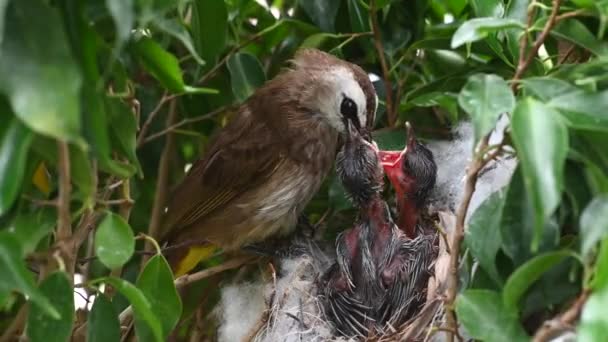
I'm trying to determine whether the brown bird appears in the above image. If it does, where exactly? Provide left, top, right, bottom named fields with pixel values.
left=160, top=49, right=378, bottom=276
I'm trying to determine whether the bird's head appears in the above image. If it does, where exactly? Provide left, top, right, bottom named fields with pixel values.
left=379, top=122, right=437, bottom=208
left=336, top=120, right=384, bottom=208
left=290, top=49, right=377, bottom=137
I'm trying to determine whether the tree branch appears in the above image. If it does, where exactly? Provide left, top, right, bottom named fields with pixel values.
left=369, top=0, right=395, bottom=126
left=532, top=290, right=590, bottom=342
left=56, top=141, right=74, bottom=278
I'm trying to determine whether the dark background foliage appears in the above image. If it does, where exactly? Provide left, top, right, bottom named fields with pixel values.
left=1, top=0, right=608, bottom=341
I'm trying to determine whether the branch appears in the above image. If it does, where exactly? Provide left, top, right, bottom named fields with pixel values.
left=56, top=141, right=74, bottom=278
left=444, top=2, right=564, bottom=339
left=0, top=304, right=27, bottom=342
left=136, top=92, right=176, bottom=148
left=532, top=290, right=590, bottom=342
left=369, top=0, right=395, bottom=126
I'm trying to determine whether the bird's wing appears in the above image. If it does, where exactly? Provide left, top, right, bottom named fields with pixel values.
left=161, top=109, right=287, bottom=238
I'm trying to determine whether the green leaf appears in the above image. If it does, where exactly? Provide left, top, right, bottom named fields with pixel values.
left=98, top=277, right=164, bottom=342
left=191, top=0, right=227, bottom=64
left=227, top=52, right=266, bottom=102
left=552, top=19, right=608, bottom=57
left=0, top=0, right=8, bottom=44
left=458, top=74, right=515, bottom=143
left=135, top=255, right=182, bottom=340
left=466, top=190, right=506, bottom=285
left=548, top=89, right=608, bottom=132
left=455, top=289, right=528, bottom=342
left=579, top=286, right=608, bottom=342
left=328, top=175, right=353, bottom=212
left=106, top=98, right=143, bottom=176
left=511, top=98, right=568, bottom=250
left=105, top=0, right=134, bottom=46
left=87, top=294, right=120, bottom=342
left=592, top=238, right=608, bottom=291
left=153, top=19, right=205, bottom=66
left=26, top=272, right=74, bottom=342
left=299, top=0, right=340, bottom=32
left=132, top=37, right=184, bottom=93
left=0, top=0, right=83, bottom=145
left=0, top=233, right=59, bottom=318
left=347, top=0, right=369, bottom=33
left=0, top=116, right=33, bottom=214
left=470, top=0, right=505, bottom=17
left=580, top=195, right=608, bottom=259
left=451, top=18, right=524, bottom=48
left=520, top=77, right=578, bottom=101
left=9, top=209, right=56, bottom=256
left=95, top=212, right=135, bottom=269
left=502, top=251, right=573, bottom=313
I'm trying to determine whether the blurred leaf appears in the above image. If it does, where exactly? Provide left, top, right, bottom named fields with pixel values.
left=579, top=285, right=608, bottom=342
left=32, top=162, right=51, bottom=196
left=552, top=19, right=608, bottom=57
left=106, top=98, right=143, bottom=176
left=466, top=189, right=506, bottom=286
left=0, top=117, right=33, bottom=214
left=0, top=233, right=59, bottom=318
left=470, top=0, right=504, bottom=17
left=592, top=238, right=608, bottom=290
left=153, top=19, right=205, bottom=65
left=580, top=195, right=608, bottom=259
left=328, top=175, right=353, bottom=212
left=227, top=52, right=266, bottom=102
left=135, top=255, right=182, bottom=340
left=404, top=91, right=459, bottom=123
left=0, top=0, right=83, bottom=145
left=99, top=277, right=164, bottom=342
left=548, top=89, right=608, bottom=132
left=347, top=0, right=369, bottom=32
left=88, top=294, right=120, bottom=342
left=95, top=211, right=135, bottom=269
left=26, top=272, right=74, bottom=342
left=105, top=0, right=134, bottom=46
left=191, top=0, right=227, bottom=64
left=520, top=77, right=578, bottom=101
left=502, top=251, right=573, bottom=313
left=458, top=74, right=514, bottom=144
left=132, top=37, right=184, bottom=93
left=511, top=98, right=568, bottom=250
left=299, top=0, right=340, bottom=32
left=455, top=289, right=528, bottom=342
left=451, top=18, right=524, bottom=48
left=9, top=208, right=56, bottom=255
left=372, top=128, right=408, bottom=151
left=300, top=33, right=338, bottom=49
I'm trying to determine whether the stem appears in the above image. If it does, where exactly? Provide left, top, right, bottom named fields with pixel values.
left=369, top=0, right=395, bottom=126
left=57, top=141, right=74, bottom=279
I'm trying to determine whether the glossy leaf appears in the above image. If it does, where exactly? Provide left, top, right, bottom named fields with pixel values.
left=9, top=208, right=56, bottom=256
left=470, top=0, right=505, bottom=17
left=299, top=0, right=340, bottom=32
left=0, top=233, right=59, bottom=318
left=227, top=53, right=266, bottom=102
left=511, top=98, right=568, bottom=250
left=466, top=190, right=506, bottom=285
left=580, top=195, right=608, bottom=259
left=0, top=117, right=33, bottom=214
left=88, top=294, right=120, bottom=342
left=451, top=18, right=524, bottom=48
left=95, top=211, right=135, bottom=269
left=520, top=77, right=578, bottom=101
left=100, top=277, right=164, bottom=342
left=458, top=74, right=515, bottom=143
left=135, top=255, right=182, bottom=340
left=105, top=0, right=134, bottom=46
left=191, top=0, right=227, bottom=64
left=26, top=272, right=74, bottom=342
left=0, top=0, right=83, bottom=144
left=548, top=89, right=608, bottom=132
left=579, top=286, right=608, bottom=342
left=132, top=37, right=184, bottom=93
left=153, top=19, right=205, bottom=65
left=552, top=19, right=608, bottom=57
left=502, top=251, right=572, bottom=313
left=455, top=290, right=528, bottom=342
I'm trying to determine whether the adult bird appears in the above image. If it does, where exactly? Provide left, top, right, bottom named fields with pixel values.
left=160, top=49, right=378, bottom=276
left=379, top=122, right=437, bottom=238
left=322, top=122, right=436, bottom=338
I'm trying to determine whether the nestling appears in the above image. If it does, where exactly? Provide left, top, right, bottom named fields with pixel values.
left=160, top=49, right=378, bottom=276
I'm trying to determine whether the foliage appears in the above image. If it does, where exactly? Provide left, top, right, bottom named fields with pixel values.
left=0, top=0, right=607, bottom=340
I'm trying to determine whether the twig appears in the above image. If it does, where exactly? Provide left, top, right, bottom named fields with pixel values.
left=369, top=0, right=395, bottom=126
left=0, top=304, right=27, bottom=342
left=174, top=255, right=258, bottom=289
left=136, top=92, right=176, bottom=148
left=139, top=105, right=229, bottom=146
left=532, top=290, right=590, bottom=342
left=56, top=141, right=74, bottom=278
left=512, top=0, right=563, bottom=87
left=443, top=1, right=564, bottom=340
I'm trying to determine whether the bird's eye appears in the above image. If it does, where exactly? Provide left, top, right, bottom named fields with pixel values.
left=340, top=96, right=360, bottom=129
